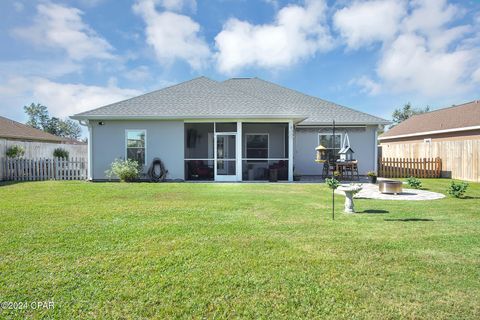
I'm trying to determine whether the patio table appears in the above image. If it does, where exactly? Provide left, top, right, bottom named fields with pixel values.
left=335, top=161, right=359, bottom=180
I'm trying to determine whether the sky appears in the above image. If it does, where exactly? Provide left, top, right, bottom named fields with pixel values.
left=0, top=0, right=479, bottom=135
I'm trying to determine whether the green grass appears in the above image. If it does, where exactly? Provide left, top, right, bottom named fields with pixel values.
left=0, top=179, right=479, bottom=319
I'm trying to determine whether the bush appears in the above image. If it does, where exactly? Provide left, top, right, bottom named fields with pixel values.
left=6, top=145, right=25, bottom=158
left=325, top=177, right=339, bottom=190
left=447, top=181, right=469, bottom=198
left=366, top=171, right=377, bottom=177
left=406, top=176, right=422, bottom=189
left=53, top=148, right=69, bottom=159
left=105, top=159, right=140, bottom=182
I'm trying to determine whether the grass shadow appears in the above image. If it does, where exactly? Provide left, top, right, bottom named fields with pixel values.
left=358, top=209, right=389, bottom=214
left=461, top=196, right=480, bottom=200
left=384, top=218, right=434, bottom=222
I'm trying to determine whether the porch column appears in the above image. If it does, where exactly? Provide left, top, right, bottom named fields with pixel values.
left=288, top=120, right=294, bottom=182
left=236, top=121, right=242, bottom=181
left=87, top=122, right=93, bottom=180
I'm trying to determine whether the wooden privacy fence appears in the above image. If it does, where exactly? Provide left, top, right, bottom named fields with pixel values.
left=379, top=157, right=442, bottom=178
left=1, top=157, right=87, bottom=181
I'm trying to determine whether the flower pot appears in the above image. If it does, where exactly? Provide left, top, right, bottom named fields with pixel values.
left=368, top=176, right=377, bottom=184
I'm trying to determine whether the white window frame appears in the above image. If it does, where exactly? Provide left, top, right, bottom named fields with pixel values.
left=125, top=129, right=147, bottom=166
left=318, top=132, right=342, bottom=157
left=244, top=133, right=269, bottom=159
left=318, top=133, right=342, bottom=147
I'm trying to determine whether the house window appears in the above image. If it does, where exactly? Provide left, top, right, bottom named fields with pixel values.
left=126, top=130, right=146, bottom=165
left=318, top=133, right=342, bottom=161
left=246, top=134, right=269, bottom=158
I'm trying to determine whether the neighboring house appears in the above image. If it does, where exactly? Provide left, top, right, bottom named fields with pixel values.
left=0, top=116, right=87, bottom=159
left=379, top=100, right=480, bottom=182
left=71, top=77, right=389, bottom=182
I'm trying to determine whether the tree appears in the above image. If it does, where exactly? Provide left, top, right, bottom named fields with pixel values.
left=390, top=103, right=430, bottom=128
left=23, top=103, right=82, bottom=140
left=24, top=103, right=49, bottom=130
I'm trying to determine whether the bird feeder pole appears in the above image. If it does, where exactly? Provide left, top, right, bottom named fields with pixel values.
left=332, top=120, right=335, bottom=220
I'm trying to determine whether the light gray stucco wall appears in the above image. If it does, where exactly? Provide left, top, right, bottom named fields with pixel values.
left=294, top=126, right=378, bottom=176
left=90, top=120, right=184, bottom=180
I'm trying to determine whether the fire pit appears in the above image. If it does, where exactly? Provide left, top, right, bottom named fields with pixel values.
left=379, top=180, right=403, bottom=195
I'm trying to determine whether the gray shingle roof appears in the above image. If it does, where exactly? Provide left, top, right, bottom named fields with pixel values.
left=223, top=78, right=389, bottom=125
left=72, top=76, right=388, bottom=125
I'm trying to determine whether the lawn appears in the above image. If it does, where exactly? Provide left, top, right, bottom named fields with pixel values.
left=0, top=180, right=479, bottom=319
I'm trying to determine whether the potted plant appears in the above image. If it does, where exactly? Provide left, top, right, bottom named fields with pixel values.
left=367, top=171, right=377, bottom=184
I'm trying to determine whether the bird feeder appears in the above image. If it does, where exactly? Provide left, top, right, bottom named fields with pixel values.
left=338, top=133, right=354, bottom=161
left=315, top=144, right=328, bottom=163
left=338, top=146, right=354, bottom=161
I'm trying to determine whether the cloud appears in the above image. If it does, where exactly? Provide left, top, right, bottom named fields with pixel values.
left=377, top=33, right=475, bottom=96
left=159, top=0, right=197, bottom=12
left=133, top=0, right=210, bottom=69
left=214, top=0, right=333, bottom=73
left=339, top=0, right=479, bottom=97
left=0, top=77, right=141, bottom=119
left=13, top=2, right=114, bottom=61
left=0, top=59, right=82, bottom=79
left=350, top=76, right=382, bottom=95
left=122, top=65, right=153, bottom=82
left=334, top=0, right=406, bottom=49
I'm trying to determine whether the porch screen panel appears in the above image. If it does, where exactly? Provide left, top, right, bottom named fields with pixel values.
left=185, top=123, right=214, bottom=180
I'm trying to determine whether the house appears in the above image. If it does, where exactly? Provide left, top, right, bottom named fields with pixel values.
left=379, top=100, right=480, bottom=182
left=71, top=77, right=389, bottom=182
left=0, top=116, right=87, bottom=159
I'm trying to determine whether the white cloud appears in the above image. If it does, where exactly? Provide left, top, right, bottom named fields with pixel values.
left=473, top=68, right=480, bottom=83
left=334, top=0, right=406, bottom=49
left=0, top=59, right=82, bottom=79
left=339, top=0, right=479, bottom=97
left=133, top=0, right=210, bottom=69
left=350, top=76, right=382, bottom=95
left=0, top=77, right=141, bottom=119
left=159, top=0, right=196, bottom=12
left=214, top=0, right=333, bottom=73
left=13, top=2, right=114, bottom=61
left=377, top=33, right=474, bottom=96
left=122, top=65, right=153, bottom=82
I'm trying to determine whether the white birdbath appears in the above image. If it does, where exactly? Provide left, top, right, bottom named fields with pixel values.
left=337, top=184, right=363, bottom=213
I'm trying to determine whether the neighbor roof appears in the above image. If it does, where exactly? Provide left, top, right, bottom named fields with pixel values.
left=0, top=116, right=65, bottom=142
left=72, top=77, right=389, bottom=125
left=379, top=100, right=480, bottom=140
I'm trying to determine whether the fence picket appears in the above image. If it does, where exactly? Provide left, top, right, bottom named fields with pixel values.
left=0, top=157, right=87, bottom=181
left=379, top=157, right=441, bottom=178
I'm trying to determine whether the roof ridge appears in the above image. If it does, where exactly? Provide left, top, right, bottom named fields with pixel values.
left=73, top=76, right=216, bottom=117
left=231, top=77, right=388, bottom=122
left=411, top=99, right=480, bottom=117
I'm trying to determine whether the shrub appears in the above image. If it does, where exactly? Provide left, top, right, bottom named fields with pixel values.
left=6, top=145, right=25, bottom=158
left=53, top=148, right=69, bottom=159
left=325, top=177, right=339, bottom=190
left=105, top=159, right=140, bottom=182
left=406, top=176, right=422, bottom=189
left=447, top=181, right=469, bottom=198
